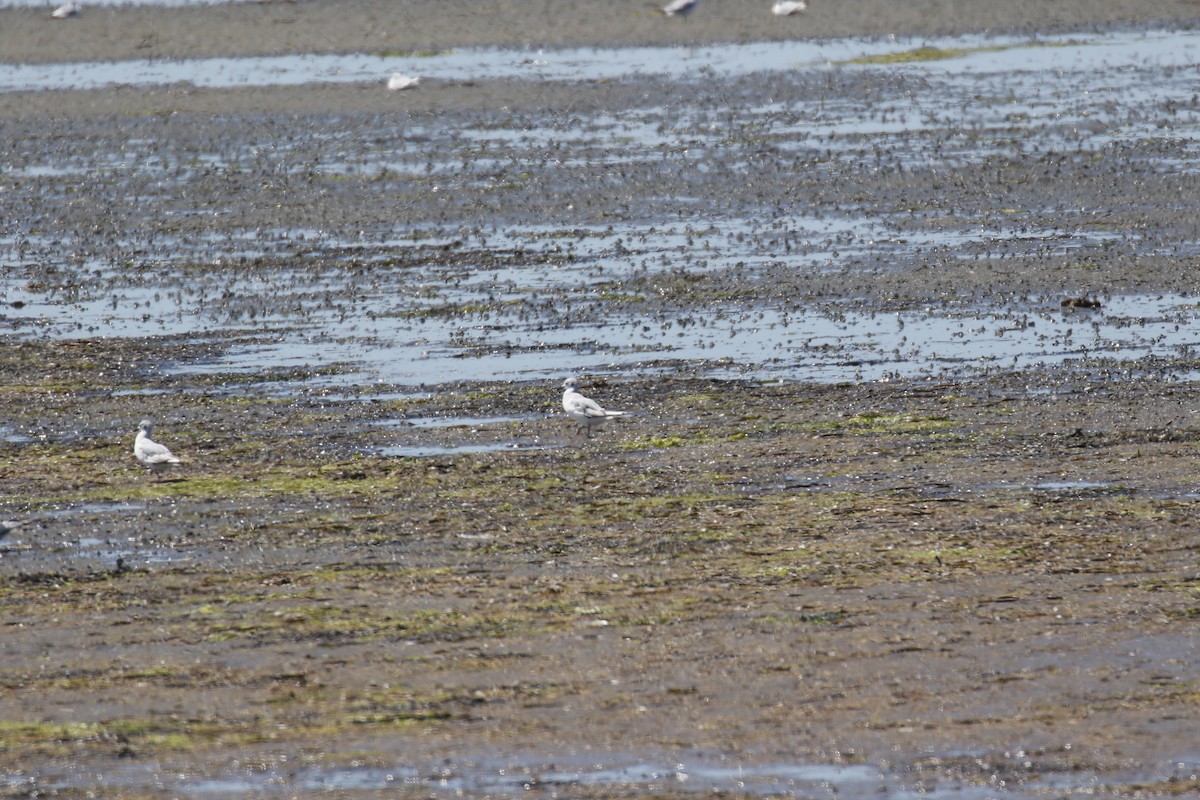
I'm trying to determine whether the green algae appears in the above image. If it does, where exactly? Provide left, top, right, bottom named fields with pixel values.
left=843, top=45, right=987, bottom=64
left=617, top=433, right=720, bottom=449
left=7, top=456, right=424, bottom=509
left=0, top=718, right=274, bottom=756
left=840, top=40, right=1071, bottom=66
left=810, top=411, right=955, bottom=435
left=3, top=336, right=1200, bottom=777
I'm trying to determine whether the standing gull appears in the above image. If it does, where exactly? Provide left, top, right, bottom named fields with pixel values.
left=661, top=0, right=700, bottom=17
left=562, top=377, right=626, bottom=438
left=134, top=420, right=182, bottom=478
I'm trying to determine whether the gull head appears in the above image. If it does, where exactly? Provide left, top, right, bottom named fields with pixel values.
left=562, top=376, right=581, bottom=391
left=138, top=419, right=154, bottom=435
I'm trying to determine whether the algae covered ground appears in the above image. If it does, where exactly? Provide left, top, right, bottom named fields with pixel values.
left=2, top=334, right=1199, bottom=796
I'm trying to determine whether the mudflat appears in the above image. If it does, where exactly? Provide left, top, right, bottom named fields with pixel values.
left=2, top=1, right=1200, bottom=797
left=2, top=0, right=1199, bottom=65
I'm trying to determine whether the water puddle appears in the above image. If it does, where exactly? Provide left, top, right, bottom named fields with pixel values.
left=381, top=414, right=532, bottom=429
left=71, top=535, right=182, bottom=567
left=380, top=441, right=547, bottom=458
left=981, top=480, right=1130, bottom=496
left=11, top=503, right=192, bottom=569
left=3, top=755, right=902, bottom=798
left=1029, top=480, right=1114, bottom=492
left=19, top=750, right=1199, bottom=798
left=375, top=411, right=547, bottom=459
left=1, top=424, right=35, bottom=444
left=421, top=759, right=890, bottom=796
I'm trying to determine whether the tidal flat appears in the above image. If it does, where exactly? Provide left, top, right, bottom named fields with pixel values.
left=3, top=1, right=1200, bottom=796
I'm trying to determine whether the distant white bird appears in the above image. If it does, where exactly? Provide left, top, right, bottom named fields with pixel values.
left=134, top=420, right=182, bottom=478
left=661, top=0, right=700, bottom=17
left=50, top=1, right=80, bottom=18
left=772, top=0, right=807, bottom=15
left=562, top=377, right=626, bottom=438
left=0, top=520, right=29, bottom=540
left=387, top=73, right=421, bottom=91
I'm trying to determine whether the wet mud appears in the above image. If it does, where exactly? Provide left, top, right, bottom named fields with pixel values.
left=4, top=0, right=1200, bottom=66
left=3, top=1, right=1200, bottom=797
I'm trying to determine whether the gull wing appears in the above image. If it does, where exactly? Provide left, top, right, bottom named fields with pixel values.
left=566, top=394, right=610, bottom=419
left=137, top=439, right=179, bottom=464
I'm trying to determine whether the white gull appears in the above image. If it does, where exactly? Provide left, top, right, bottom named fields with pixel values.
left=562, top=377, right=626, bottom=438
left=51, top=2, right=80, bottom=18
left=661, top=0, right=700, bottom=17
left=134, top=420, right=182, bottom=478
left=772, top=1, right=807, bottom=15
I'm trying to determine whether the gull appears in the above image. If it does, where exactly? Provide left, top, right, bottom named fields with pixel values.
left=661, top=0, right=699, bottom=17
left=0, top=520, right=29, bottom=541
left=772, top=0, right=807, bottom=15
left=51, top=1, right=80, bottom=18
left=134, top=420, right=182, bottom=478
left=387, top=73, right=421, bottom=91
left=562, top=377, right=626, bottom=438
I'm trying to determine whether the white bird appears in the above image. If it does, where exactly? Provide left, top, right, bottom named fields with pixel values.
left=387, top=73, right=421, bottom=91
left=661, top=0, right=700, bottom=17
left=50, top=2, right=80, bottom=18
left=0, top=520, right=29, bottom=540
left=772, top=0, right=807, bottom=15
left=562, top=377, right=626, bottom=438
left=134, top=420, right=182, bottom=478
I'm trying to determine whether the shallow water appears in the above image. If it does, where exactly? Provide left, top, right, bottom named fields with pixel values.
left=3, top=28, right=1200, bottom=94
left=5, top=27, right=1200, bottom=390
left=380, top=441, right=548, bottom=457
left=7, top=240, right=1198, bottom=384
left=3, top=200, right=1196, bottom=385
left=14, top=749, right=1199, bottom=798
left=379, top=413, right=533, bottom=428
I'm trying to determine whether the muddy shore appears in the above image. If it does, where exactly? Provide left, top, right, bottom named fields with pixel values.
left=3, top=342, right=1200, bottom=797
left=4, top=0, right=1200, bottom=118
left=2, top=1, right=1200, bottom=798
left=3, top=0, right=1200, bottom=66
